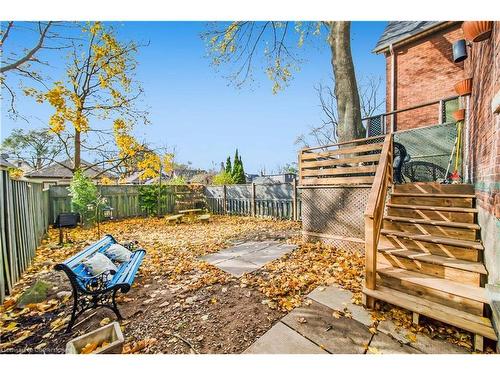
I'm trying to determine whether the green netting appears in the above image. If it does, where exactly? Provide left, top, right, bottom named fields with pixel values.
left=394, top=122, right=458, bottom=183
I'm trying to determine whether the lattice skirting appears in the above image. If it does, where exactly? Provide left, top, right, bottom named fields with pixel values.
left=300, top=187, right=371, bottom=252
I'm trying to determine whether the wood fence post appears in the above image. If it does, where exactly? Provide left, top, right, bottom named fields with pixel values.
left=223, top=185, right=227, bottom=215
left=292, top=178, right=297, bottom=221
left=251, top=183, right=256, bottom=217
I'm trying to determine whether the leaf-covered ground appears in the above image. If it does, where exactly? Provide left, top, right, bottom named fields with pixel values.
left=0, top=216, right=488, bottom=353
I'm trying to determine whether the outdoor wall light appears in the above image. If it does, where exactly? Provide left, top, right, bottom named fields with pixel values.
left=452, top=39, right=468, bottom=63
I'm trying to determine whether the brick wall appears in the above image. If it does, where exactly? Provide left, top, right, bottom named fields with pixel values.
left=385, top=24, right=466, bottom=131
left=464, top=22, right=500, bottom=219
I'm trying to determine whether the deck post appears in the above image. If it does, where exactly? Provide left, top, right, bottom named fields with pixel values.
left=222, top=185, right=227, bottom=215
left=292, top=178, right=297, bottom=221
left=251, top=183, right=256, bottom=217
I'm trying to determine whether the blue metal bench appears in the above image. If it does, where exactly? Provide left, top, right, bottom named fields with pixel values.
left=55, top=234, right=146, bottom=332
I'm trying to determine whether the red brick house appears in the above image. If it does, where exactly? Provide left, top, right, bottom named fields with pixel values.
left=373, top=21, right=499, bottom=288
left=299, top=21, right=499, bottom=349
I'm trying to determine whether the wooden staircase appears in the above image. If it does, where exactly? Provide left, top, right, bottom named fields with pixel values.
left=363, top=182, right=497, bottom=350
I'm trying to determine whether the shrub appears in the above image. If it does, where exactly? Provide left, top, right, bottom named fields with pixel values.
left=138, top=184, right=173, bottom=216
left=166, top=176, right=186, bottom=185
left=212, top=171, right=234, bottom=185
left=68, top=170, right=99, bottom=225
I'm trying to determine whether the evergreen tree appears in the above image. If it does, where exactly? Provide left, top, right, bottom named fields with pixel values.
left=238, top=154, right=246, bottom=183
left=225, top=156, right=232, bottom=175
left=231, top=149, right=246, bottom=184
left=231, top=149, right=239, bottom=179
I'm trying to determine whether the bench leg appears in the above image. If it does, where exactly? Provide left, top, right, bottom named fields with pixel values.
left=66, top=290, right=80, bottom=333
left=65, top=289, right=123, bottom=332
left=111, top=289, right=123, bottom=320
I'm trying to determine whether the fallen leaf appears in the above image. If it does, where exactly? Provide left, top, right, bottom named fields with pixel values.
left=100, top=317, right=111, bottom=326
left=367, top=346, right=379, bottom=354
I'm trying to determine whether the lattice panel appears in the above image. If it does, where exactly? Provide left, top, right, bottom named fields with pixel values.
left=301, top=187, right=370, bottom=251
left=365, top=116, right=385, bottom=137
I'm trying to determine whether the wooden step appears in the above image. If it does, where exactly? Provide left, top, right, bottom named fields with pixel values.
left=390, top=193, right=474, bottom=208
left=381, top=229, right=483, bottom=250
left=378, top=266, right=488, bottom=303
left=380, top=230, right=481, bottom=262
left=383, top=216, right=479, bottom=241
left=393, top=183, right=474, bottom=195
left=386, top=203, right=477, bottom=223
left=379, top=248, right=487, bottom=274
left=391, top=192, right=476, bottom=198
left=378, top=248, right=486, bottom=285
left=387, top=203, right=478, bottom=213
left=363, top=285, right=497, bottom=340
left=377, top=266, right=487, bottom=315
left=384, top=215, right=479, bottom=230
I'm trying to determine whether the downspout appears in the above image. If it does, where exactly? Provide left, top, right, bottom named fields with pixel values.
left=389, top=44, right=396, bottom=133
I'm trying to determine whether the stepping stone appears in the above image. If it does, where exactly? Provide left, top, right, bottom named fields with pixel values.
left=202, top=241, right=297, bottom=277
left=244, top=322, right=327, bottom=354
left=238, top=244, right=296, bottom=266
left=215, top=258, right=259, bottom=277
left=281, top=300, right=372, bottom=354
left=308, top=284, right=373, bottom=326
left=367, top=332, right=421, bottom=354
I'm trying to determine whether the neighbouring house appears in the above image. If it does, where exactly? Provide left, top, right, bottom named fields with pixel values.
left=0, top=154, right=16, bottom=170
left=250, top=173, right=297, bottom=185
left=25, top=159, right=117, bottom=188
left=188, top=172, right=216, bottom=185
left=0, top=154, right=34, bottom=174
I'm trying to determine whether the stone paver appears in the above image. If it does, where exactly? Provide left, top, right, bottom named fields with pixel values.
left=202, top=241, right=297, bottom=277
left=308, top=284, right=469, bottom=354
left=214, top=258, right=259, bottom=277
left=244, top=322, right=327, bottom=354
left=281, top=300, right=372, bottom=354
left=368, top=332, right=421, bottom=354
left=245, top=283, right=471, bottom=354
left=308, top=285, right=372, bottom=326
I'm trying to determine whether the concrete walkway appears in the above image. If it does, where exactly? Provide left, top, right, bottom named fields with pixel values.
left=245, top=284, right=469, bottom=354
left=202, top=241, right=297, bottom=277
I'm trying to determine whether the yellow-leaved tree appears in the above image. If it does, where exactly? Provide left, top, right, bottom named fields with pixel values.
left=27, top=22, right=149, bottom=176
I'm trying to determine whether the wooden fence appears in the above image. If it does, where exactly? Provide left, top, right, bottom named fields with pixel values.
left=0, top=171, right=49, bottom=303
left=205, top=182, right=301, bottom=220
left=48, top=184, right=177, bottom=224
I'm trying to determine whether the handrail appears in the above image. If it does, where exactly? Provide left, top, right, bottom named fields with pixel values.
left=363, top=133, right=393, bottom=308
left=362, top=95, right=459, bottom=121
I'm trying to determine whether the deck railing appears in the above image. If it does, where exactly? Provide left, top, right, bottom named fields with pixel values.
left=363, top=95, right=459, bottom=136
left=298, top=135, right=386, bottom=187
left=363, top=133, right=393, bottom=307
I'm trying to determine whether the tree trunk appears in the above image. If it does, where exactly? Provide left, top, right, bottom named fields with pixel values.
left=327, top=21, right=365, bottom=143
left=74, top=129, right=81, bottom=172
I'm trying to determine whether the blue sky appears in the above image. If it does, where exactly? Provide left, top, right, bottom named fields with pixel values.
left=1, top=21, right=387, bottom=173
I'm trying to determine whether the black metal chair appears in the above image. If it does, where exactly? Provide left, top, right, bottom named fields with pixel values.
left=403, top=161, right=447, bottom=182
left=393, top=142, right=409, bottom=184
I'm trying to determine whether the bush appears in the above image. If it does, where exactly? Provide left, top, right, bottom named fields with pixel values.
left=166, top=176, right=186, bottom=185
left=212, top=171, right=234, bottom=185
left=138, top=184, right=173, bottom=216
left=68, top=170, right=99, bottom=225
